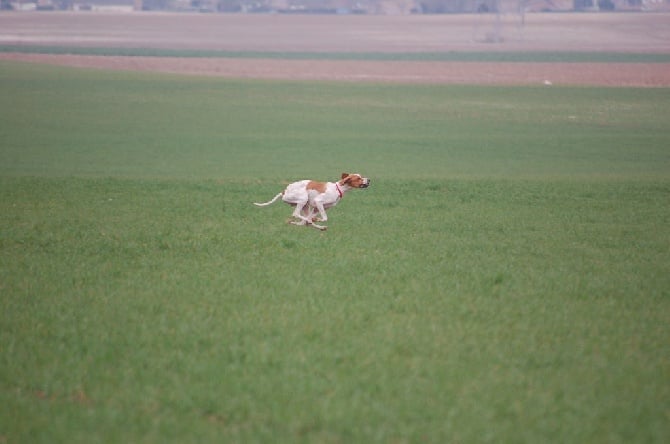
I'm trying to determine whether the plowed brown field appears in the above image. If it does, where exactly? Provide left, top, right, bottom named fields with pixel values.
left=2, top=12, right=669, bottom=86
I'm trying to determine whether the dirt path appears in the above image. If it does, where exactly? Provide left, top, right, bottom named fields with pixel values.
left=2, top=52, right=670, bottom=86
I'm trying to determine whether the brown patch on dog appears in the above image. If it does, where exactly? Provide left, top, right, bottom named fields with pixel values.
left=306, top=181, right=327, bottom=194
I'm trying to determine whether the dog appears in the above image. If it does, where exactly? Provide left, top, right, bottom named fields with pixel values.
left=254, top=173, right=370, bottom=231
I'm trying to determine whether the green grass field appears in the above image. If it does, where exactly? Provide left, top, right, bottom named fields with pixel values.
left=1, top=60, right=669, bottom=443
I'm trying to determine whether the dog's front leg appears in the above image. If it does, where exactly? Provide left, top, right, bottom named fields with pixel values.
left=313, top=202, right=328, bottom=223
left=305, top=203, right=327, bottom=230
left=302, top=205, right=316, bottom=222
left=310, top=223, right=327, bottom=231
left=301, top=206, right=327, bottom=230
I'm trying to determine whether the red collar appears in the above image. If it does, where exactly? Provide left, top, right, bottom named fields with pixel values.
left=335, top=183, right=343, bottom=199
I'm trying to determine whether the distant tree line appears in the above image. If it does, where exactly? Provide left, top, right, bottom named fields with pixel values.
left=3, top=0, right=656, bottom=13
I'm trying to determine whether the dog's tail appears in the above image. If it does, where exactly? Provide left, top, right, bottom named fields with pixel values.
left=254, top=192, right=283, bottom=207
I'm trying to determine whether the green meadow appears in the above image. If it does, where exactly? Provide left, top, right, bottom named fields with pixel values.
left=1, top=60, right=669, bottom=443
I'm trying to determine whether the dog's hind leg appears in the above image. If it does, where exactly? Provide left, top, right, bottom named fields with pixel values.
left=290, top=200, right=313, bottom=224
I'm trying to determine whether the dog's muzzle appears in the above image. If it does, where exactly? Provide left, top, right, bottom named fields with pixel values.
left=361, top=179, right=371, bottom=188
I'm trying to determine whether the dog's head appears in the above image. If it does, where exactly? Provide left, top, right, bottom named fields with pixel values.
left=341, top=172, right=371, bottom=189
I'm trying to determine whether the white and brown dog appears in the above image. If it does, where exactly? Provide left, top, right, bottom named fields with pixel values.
left=254, top=173, right=370, bottom=230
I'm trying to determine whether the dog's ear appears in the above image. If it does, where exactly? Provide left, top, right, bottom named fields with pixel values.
left=341, top=173, right=350, bottom=180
